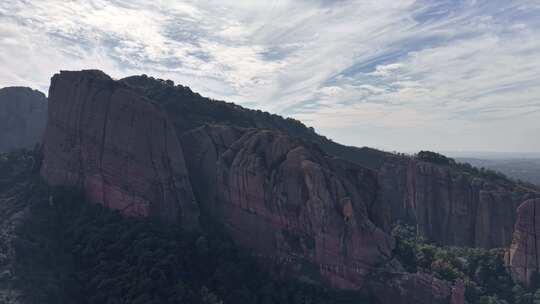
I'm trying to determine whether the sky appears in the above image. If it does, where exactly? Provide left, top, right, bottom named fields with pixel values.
left=1, top=0, right=539, bottom=153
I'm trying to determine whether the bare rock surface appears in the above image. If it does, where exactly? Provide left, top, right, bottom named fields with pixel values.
left=181, top=125, right=462, bottom=303
left=40, top=70, right=199, bottom=228
left=376, top=156, right=532, bottom=248
left=506, top=198, right=540, bottom=286
left=0, top=87, right=47, bottom=153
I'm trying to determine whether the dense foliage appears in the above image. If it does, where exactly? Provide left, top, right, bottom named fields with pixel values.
left=392, top=223, right=540, bottom=304
left=416, top=151, right=456, bottom=165
left=13, top=185, right=371, bottom=304
left=120, top=75, right=391, bottom=170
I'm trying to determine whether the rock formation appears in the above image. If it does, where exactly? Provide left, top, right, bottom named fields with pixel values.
left=0, top=87, right=47, bottom=153
left=375, top=156, right=531, bottom=248
left=120, top=73, right=539, bottom=250
left=42, top=69, right=534, bottom=303
left=181, top=126, right=391, bottom=288
left=180, top=125, right=462, bottom=303
left=40, top=70, right=199, bottom=228
left=506, top=198, right=540, bottom=286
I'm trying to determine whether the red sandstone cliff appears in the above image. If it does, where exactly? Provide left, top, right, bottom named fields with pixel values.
left=119, top=73, right=540, bottom=252
left=181, top=125, right=391, bottom=289
left=376, top=156, right=532, bottom=248
left=506, top=198, right=540, bottom=286
left=180, top=125, right=462, bottom=303
left=40, top=70, right=199, bottom=228
left=39, top=70, right=473, bottom=303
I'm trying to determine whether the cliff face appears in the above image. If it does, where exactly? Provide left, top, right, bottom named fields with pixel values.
left=506, top=198, right=540, bottom=286
left=181, top=125, right=390, bottom=289
left=40, top=70, right=199, bottom=228
left=119, top=74, right=540, bottom=251
left=375, top=156, right=531, bottom=248
left=180, top=125, right=461, bottom=303
left=37, top=69, right=497, bottom=303
left=0, top=87, right=47, bottom=153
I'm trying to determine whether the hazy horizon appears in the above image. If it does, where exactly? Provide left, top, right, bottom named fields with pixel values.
left=1, top=0, right=539, bottom=153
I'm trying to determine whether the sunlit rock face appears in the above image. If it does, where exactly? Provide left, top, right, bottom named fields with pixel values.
left=0, top=87, right=47, bottom=153
left=40, top=70, right=199, bottom=229
left=181, top=125, right=389, bottom=288
left=180, top=125, right=463, bottom=303
left=506, top=198, right=540, bottom=286
left=375, top=156, right=532, bottom=248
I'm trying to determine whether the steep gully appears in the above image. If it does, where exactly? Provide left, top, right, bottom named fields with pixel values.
left=38, top=70, right=540, bottom=303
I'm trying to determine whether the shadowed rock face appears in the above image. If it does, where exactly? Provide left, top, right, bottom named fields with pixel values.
left=0, top=87, right=47, bottom=153
left=40, top=70, right=199, bottom=229
left=375, top=156, right=533, bottom=248
left=506, top=198, right=540, bottom=286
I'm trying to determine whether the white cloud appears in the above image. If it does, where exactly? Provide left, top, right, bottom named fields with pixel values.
left=0, top=0, right=539, bottom=152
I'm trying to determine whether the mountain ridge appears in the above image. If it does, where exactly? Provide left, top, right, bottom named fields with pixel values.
left=4, top=69, right=540, bottom=303
left=38, top=69, right=467, bottom=303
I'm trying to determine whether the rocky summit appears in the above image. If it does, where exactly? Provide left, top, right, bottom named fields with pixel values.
left=0, top=87, right=47, bottom=153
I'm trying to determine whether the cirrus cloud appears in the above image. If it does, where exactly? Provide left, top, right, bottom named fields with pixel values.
left=0, top=0, right=539, bottom=153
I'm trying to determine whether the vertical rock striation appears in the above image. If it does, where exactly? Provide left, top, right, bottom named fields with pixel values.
left=506, top=198, right=540, bottom=286
left=181, top=125, right=462, bottom=303
left=375, top=156, right=529, bottom=248
left=40, top=70, right=199, bottom=228
left=182, top=125, right=391, bottom=289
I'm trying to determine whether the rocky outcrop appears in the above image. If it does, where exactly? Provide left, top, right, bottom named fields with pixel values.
left=37, top=70, right=473, bottom=303
left=0, top=87, right=47, bottom=153
left=120, top=72, right=540, bottom=251
left=506, top=198, right=540, bottom=286
left=182, top=126, right=390, bottom=288
left=40, top=70, right=199, bottom=228
left=181, top=125, right=462, bottom=303
left=375, top=157, right=530, bottom=248
left=120, top=74, right=540, bottom=251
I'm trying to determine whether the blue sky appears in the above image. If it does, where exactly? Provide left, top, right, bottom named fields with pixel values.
left=1, top=0, right=539, bottom=153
